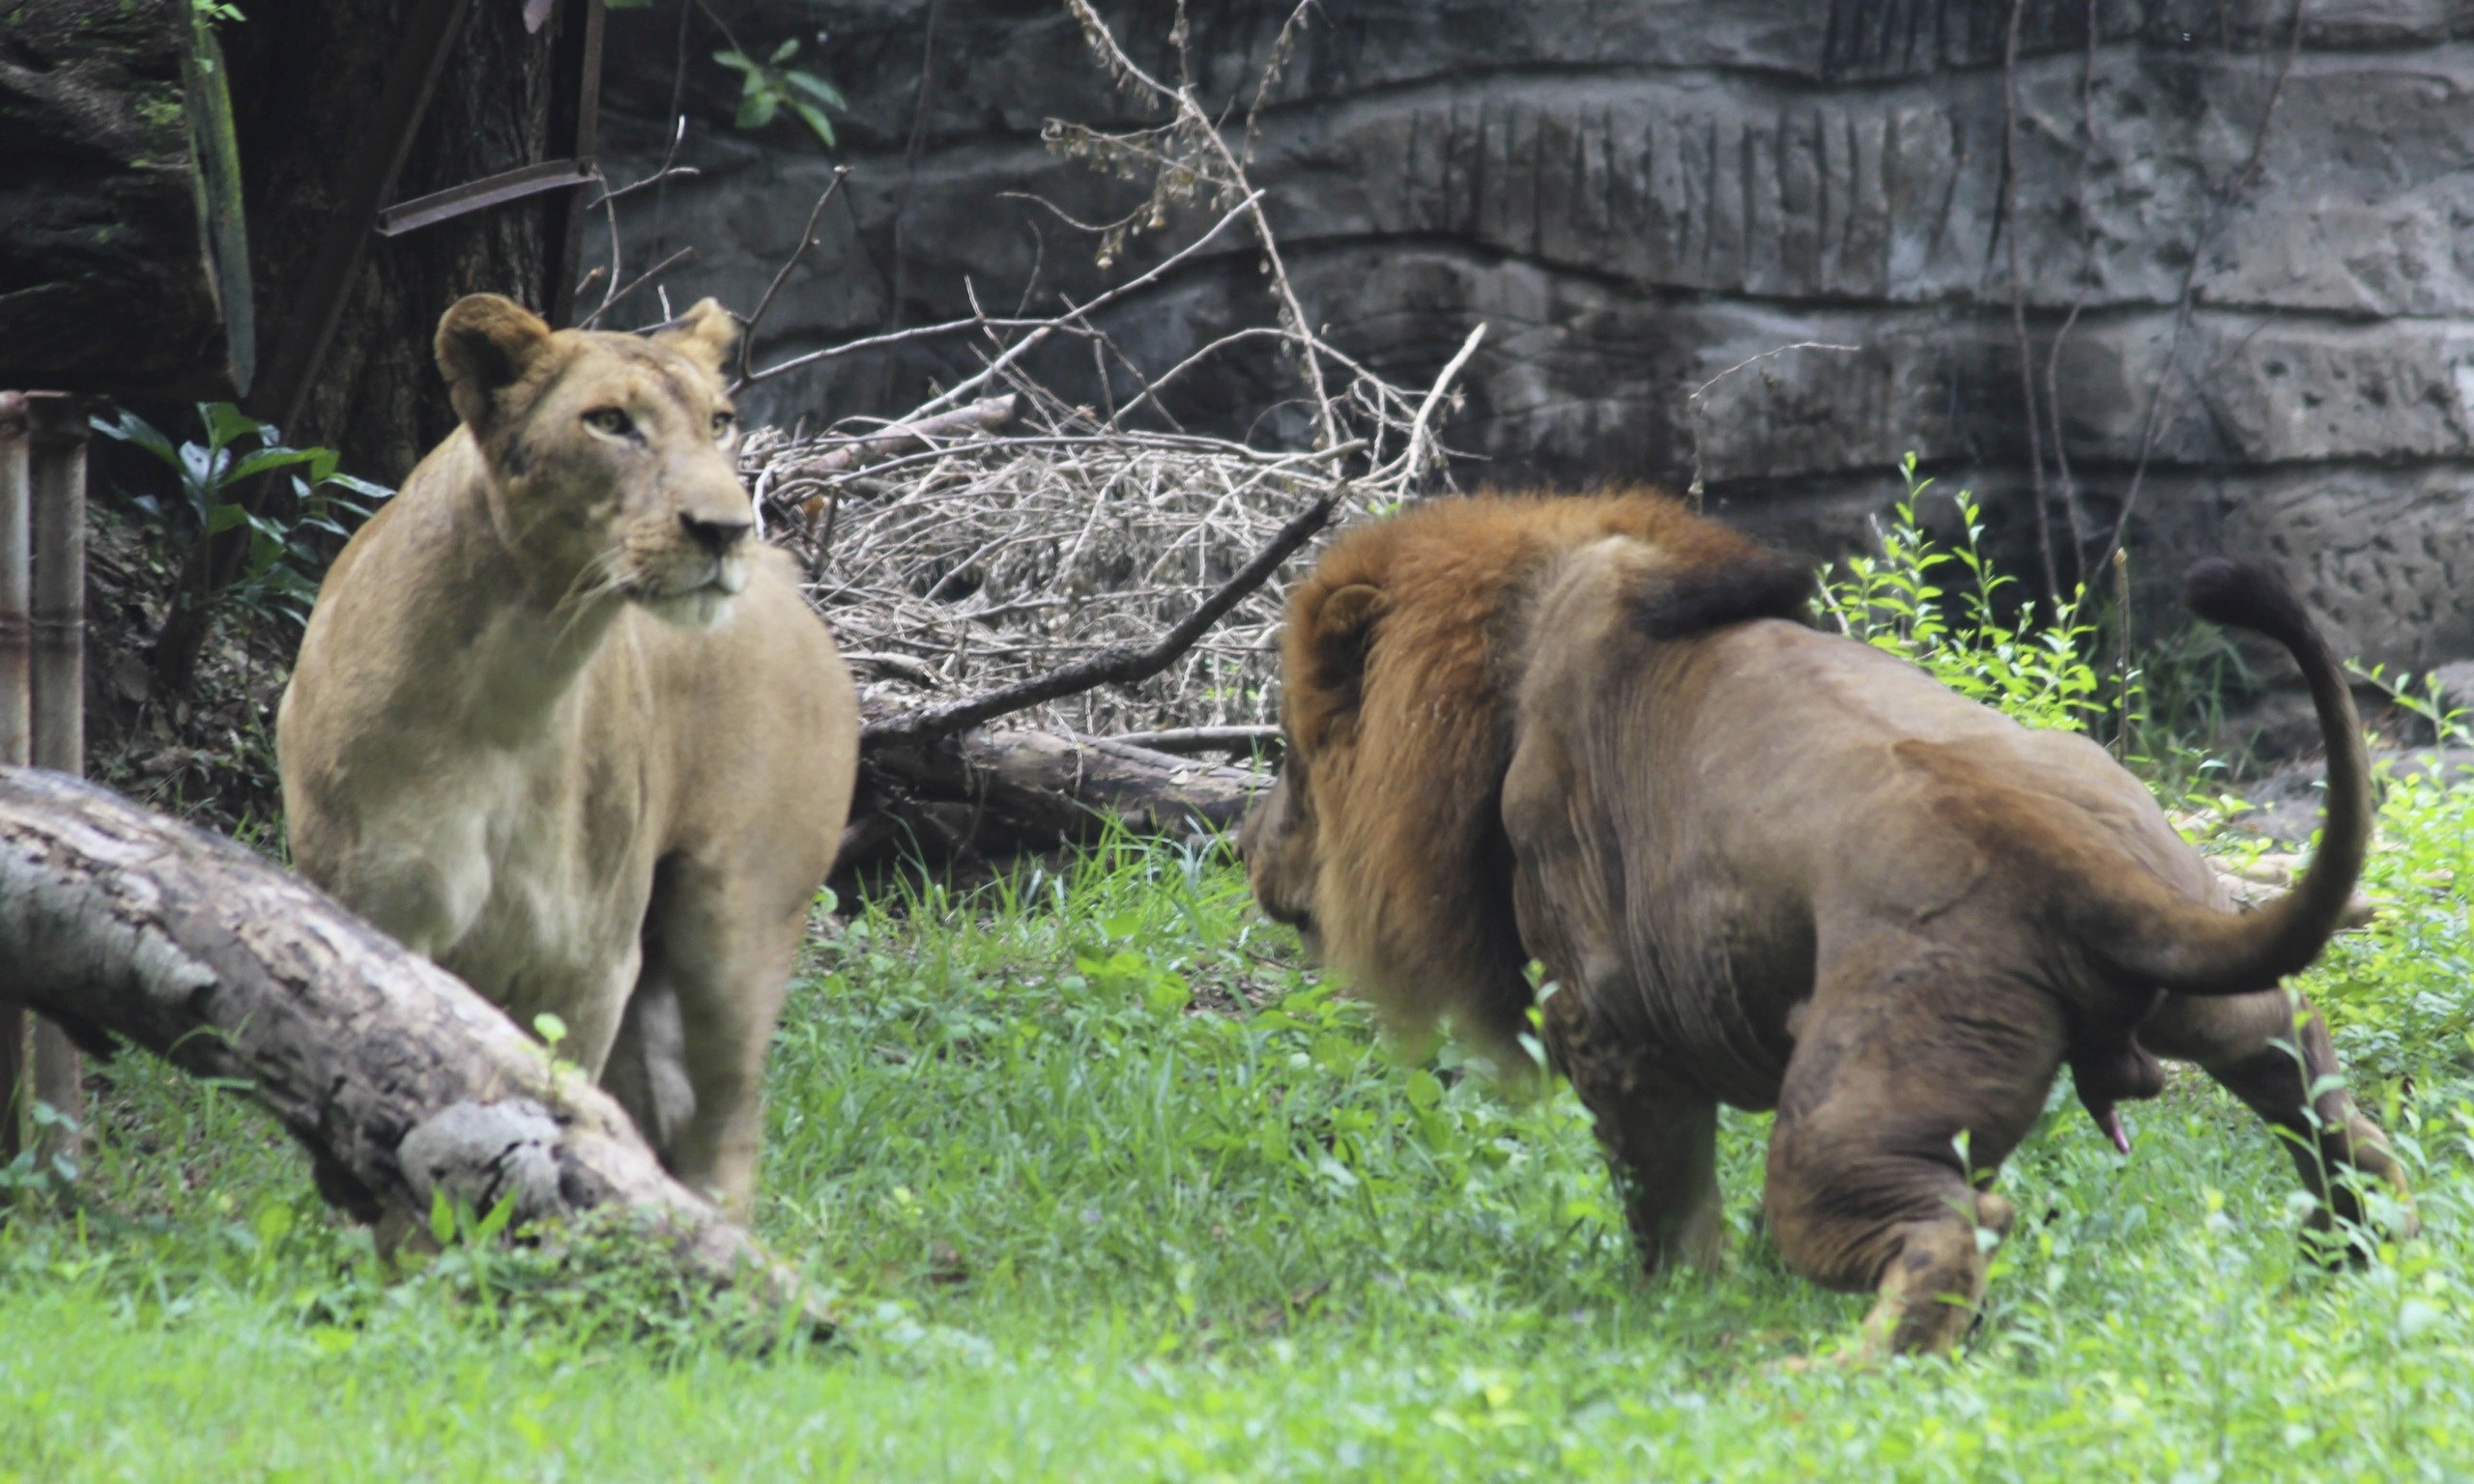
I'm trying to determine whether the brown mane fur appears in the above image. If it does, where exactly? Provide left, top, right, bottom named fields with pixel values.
left=1259, top=490, right=1807, bottom=1059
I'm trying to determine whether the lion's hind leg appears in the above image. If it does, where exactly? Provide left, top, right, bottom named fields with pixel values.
left=1762, top=960, right=2059, bottom=1357
left=2138, top=988, right=2417, bottom=1250
left=1539, top=985, right=1724, bottom=1275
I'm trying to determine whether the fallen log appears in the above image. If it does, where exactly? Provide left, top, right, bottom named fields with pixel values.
left=1108, top=725, right=1280, bottom=758
left=845, top=727, right=1271, bottom=869
left=0, top=765, right=828, bottom=1328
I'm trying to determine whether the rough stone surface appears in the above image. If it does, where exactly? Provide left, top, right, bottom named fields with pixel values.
left=596, top=0, right=2474, bottom=688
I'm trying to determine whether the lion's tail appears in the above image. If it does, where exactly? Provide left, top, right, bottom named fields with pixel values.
left=2092, top=558, right=2370, bottom=996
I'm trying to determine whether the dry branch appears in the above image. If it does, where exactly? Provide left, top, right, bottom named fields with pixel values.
left=0, top=766, right=829, bottom=1329
left=1108, top=725, right=1280, bottom=756
left=766, top=395, right=1020, bottom=483
left=862, top=489, right=1338, bottom=747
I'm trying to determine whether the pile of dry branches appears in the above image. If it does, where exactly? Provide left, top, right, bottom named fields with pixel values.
left=603, top=2, right=1485, bottom=857
left=745, top=385, right=1357, bottom=743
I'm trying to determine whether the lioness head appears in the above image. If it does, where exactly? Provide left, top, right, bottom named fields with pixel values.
left=435, top=293, right=753, bottom=626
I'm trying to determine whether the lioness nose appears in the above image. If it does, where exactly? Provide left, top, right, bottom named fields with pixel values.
left=680, top=512, right=753, bottom=555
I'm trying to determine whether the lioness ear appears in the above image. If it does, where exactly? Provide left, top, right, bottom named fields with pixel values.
left=655, top=298, right=740, bottom=377
left=1307, top=582, right=1387, bottom=692
left=435, top=294, right=553, bottom=433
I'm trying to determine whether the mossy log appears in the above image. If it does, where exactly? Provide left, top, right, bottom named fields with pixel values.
left=0, top=0, right=253, bottom=396
left=0, top=765, right=828, bottom=1328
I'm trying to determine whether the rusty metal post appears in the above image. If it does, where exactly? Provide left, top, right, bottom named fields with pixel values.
left=26, top=393, right=88, bottom=1159
left=0, top=392, right=29, bottom=1161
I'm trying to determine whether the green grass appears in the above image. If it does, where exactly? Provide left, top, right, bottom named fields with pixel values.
left=7, top=804, right=2474, bottom=1481
left=10, top=486, right=2474, bottom=1481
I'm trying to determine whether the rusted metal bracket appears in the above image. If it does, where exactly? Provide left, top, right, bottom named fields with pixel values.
left=378, top=157, right=597, bottom=238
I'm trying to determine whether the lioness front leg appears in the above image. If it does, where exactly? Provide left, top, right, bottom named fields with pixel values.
left=640, top=860, right=805, bottom=1216
left=2139, top=987, right=2417, bottom=1247
left=1539, top=987, right=1723, bottom=1273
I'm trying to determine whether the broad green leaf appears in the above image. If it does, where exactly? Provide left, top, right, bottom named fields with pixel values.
left=786, top=70, right=845, bottom=109
left=90, top=410, right=183, bottom=471
left=200, top=400, right=271, bottom=450
left=791, top=100, right=836, bottom=146
left=224, top=446, right=322, bottom=484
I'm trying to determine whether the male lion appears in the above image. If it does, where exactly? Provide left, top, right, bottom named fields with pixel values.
left=278, top=294, right=858, bottom=1217
left=1242, top=491, right=2413, bottom=1356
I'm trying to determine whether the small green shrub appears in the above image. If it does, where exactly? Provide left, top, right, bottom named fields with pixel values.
left=1815, top=454, right=2106, bottom=736
left=92, top=401, right=388, bottom=634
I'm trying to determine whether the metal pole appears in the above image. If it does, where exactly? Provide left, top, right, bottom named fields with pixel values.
left=27, top=392, right=88, bottom=1159
left=0, top=391, right=29, bottom=1162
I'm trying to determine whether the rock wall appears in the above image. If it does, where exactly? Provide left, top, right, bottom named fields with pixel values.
left=598, top=0, right=2474, bottom=680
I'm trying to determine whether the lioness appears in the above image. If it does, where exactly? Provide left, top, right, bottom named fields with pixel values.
left=1242, top=491, right=2413, bottom=1356
left=277, top=294, right=858, bottom=1217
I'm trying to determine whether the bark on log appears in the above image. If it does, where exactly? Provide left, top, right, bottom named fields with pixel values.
left=847, top=727, right=1271, bottom=868
left=0, top=765, right=828, bottom=1328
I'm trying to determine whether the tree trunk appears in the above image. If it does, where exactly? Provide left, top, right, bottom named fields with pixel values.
left=145, top=0, right=588, bottom=693
left=0, top=0, right=254, bottom=398
left=0, top=764, right=829, bottom=1328
left=227, top=0, right=572, bottom=477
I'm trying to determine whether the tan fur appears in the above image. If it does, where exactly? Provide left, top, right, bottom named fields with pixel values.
left=1244, top=491, right=2415, bottom=1356
left=278, top=295, right=858, bottom=1217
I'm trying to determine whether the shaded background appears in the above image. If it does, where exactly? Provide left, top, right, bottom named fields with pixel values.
left=592, top=0, right=2474, bottom=722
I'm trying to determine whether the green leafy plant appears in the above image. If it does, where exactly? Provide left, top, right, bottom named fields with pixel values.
left=1815, top=454, right=2106, bottom=735
left=2354, top=661, right=2474, bottom=750
left=92, top=402, right=388, bottom=633
left=0, top=1103, right=81, bottom=1205
left=715, top=36, right=844, bottom=146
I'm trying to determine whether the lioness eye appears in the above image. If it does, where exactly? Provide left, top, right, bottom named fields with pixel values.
left=710, top=410, right=736, bottom=439
left=585, top=408, right=634, bottom=437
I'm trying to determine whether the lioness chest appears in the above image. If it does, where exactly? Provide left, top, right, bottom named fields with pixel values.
left=346, top=645, right=671, bottom=1060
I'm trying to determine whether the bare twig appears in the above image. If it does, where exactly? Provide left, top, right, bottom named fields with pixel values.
left=2040, top=0, right=2103, bottom=571
left=2111, top=546, right=2133, bottom=760
left=735, top=170, right=849, bottom=387
left=579, top=246, right=698, bottom=331
left=1109, top=725, right=1280, bottom=755
left=1061, top=0, right=1340, bottom=449
left=1683, top=342, right=1861, bottom=508
left=595, top=163, right=701, bottom=208
left=768, top=395, right=1018, bottom=484
left=1395, top=323, right=1489, bottom=487
left=901, top=327, right=1056, bottom=422
left=2104, top=0, right=2307, bottom=565
left=862, top=490, right=1341, bottom=746
left=2002, top=0, right=2061, bottom=606
left=742, top=192, right=1264, bottom=386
